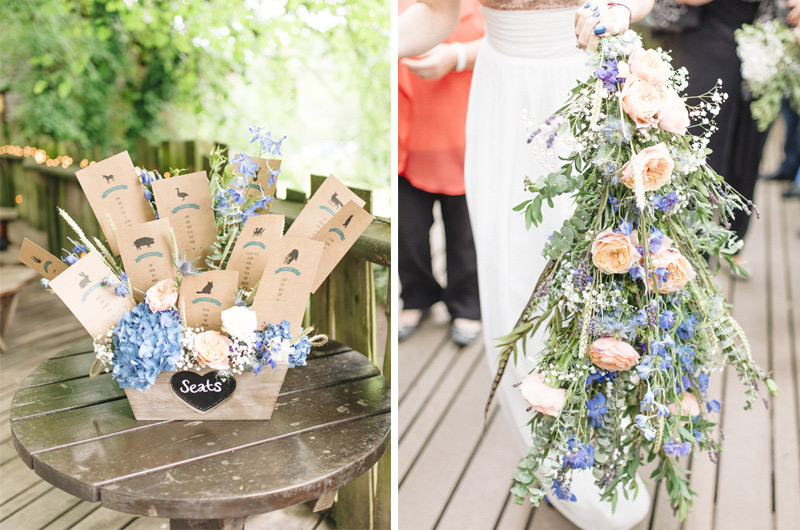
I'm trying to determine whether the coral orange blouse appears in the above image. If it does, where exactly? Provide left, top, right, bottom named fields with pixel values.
left=399, top=0, right=485, bottom=195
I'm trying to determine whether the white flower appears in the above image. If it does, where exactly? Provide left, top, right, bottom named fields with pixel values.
left=221, top=305, right=258, bottom=340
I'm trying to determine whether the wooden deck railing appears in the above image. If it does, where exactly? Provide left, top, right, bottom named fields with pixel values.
left=0, top=145, right=391, bottom=529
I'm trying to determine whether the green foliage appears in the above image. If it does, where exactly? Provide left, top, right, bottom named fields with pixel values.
left=1, top=0, right=390, bottom=190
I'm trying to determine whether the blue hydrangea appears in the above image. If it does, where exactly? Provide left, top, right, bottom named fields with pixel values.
left=253, top=320, right=312, bottom=372
left=111, top=303, right=183, bottom=391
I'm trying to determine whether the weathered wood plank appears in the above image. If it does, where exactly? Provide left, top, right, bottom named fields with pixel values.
left=647, top=479, right=681, bottom=530
left=98, top=414, right=390, bottom=519
left=766, top=182, right=800, bottom=530
left=713, top=184, right=773, bottom=530
left=41, top=501, right=105, bottom=530
left=11, top=350, right=382, bottom=460
left=399, top=332, right=479, bottom=440
left=124, top=515, right=171, bottom=530
left=18, top=352, right=96, bottom=388
left=399, top=343, right=483, bottom=479
left=399, top=351, right=488, bottom=529
left=0, top=456, right=47, bottom=503
left=10, top=373, right=126, bottom=422
left=398, top=317, right=449, bottom=399
left=51, top=337, right=94, bottom=358
left=0, top=481, right=52, bottom=521
left=527, top=502, right=578, bottom=530
left=32, top=376, right=390, bottom=501
left=493, top=492, right=536, bottom=530
left=69, top=505, right=137, bottom=529
left=436, top=407, right=525, bottom=529
left=0, top=483, right=82, bottom=529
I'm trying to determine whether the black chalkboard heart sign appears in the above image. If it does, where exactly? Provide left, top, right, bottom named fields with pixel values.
left=170, top=371, right=236, bottom=413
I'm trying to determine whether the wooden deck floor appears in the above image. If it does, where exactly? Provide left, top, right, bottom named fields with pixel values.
left=399, top=179, right=800, bottom=530
left=0, top=224, right=332, bottom=530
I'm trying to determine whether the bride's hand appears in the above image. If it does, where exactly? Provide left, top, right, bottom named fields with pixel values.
left=574, top=2, right=633, bottom=50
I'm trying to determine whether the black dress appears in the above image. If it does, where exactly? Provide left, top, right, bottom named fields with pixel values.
left=669, top=0, right=767, bottom=242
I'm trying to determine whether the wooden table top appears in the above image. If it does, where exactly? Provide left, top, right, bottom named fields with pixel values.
left=9, top=338, right=390, bottom=520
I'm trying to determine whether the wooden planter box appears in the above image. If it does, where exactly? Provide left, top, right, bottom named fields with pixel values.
left=124, top=363, right=290, bottom=420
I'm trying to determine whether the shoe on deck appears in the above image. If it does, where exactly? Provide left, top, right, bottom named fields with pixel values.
left=450, top=318, right=482, bottom=347
left=399, top=308, right=428, bottom=341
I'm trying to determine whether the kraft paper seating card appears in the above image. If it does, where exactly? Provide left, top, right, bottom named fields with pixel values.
left=225, top=214, right=286, bottom=290
left=49, top=253, right=135, bottom=338
left=18, top=238, right=68, bottom=280
left=180, top=270, right=239, bottom=331
left=251, top=238, right=324, bottom=335
left=310, top=201, right=374, bottom=293
left=284, top=175, right=366, bottom=239
left=234, top=157, right=281, bottom=215
left=75, top=151, right=156, bottom=255
left=152, top=171, right=218, bottom=265
left=117, top=219, right=176, bottom=302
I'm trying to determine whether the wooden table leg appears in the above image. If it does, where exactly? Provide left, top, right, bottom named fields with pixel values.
left=307, top=490, right=337, bottom=512
left=169, top=518, right=246, bottom=530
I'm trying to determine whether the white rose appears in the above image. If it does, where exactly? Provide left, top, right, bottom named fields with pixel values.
left=221, top=305, right=258, bottom=340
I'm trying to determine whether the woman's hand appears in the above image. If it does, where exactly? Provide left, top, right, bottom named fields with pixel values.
left=574, top=3, right=632, bottom=50
left=403, top=44, right=459, bottom=80
left=787, top=0, right=800, bottom=27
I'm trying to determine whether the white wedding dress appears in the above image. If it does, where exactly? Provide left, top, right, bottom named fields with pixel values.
left=464, top=5, right=650, bottom=529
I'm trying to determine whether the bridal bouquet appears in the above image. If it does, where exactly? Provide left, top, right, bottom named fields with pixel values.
left=735, top=19, right=800, bottom=131
left=495, top=32, right=777, bottom=519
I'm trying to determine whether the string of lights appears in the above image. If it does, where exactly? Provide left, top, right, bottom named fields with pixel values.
left=0, top=144, right=95, bottom=169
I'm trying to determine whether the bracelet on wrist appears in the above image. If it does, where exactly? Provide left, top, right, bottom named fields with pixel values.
left=607, top=2, right=632, bottom=23
left=452, top=42, right=467, bottom=72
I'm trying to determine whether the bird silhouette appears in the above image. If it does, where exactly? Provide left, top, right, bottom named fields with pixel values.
left=196, top=282, right=213, bottom=294
left=176, top=188, right=189, bottom=201
left=78, top=272, right=91, bottom=289
left=253, top=227, right=265, bottom=237
left=284, top=249, right=299, bottom=264
left=31, top=256, right=42, bottom=264
left=343, top=215, right=353, bottom=228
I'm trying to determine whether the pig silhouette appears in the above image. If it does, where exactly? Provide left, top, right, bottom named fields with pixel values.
left=133, top=237, right=155, bottom=250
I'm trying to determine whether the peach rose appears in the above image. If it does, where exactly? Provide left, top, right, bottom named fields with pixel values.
left=194, top=331, right=232, bottom=370
left=620, top=143, right=674, bottom=192
left=145, top=279, right=179, bottom=313
left=628, top=47, right=670, bottom=86
left=648, top=248, right=697, bottom=294
left=519, top=373, right=566, bottom=417
left=620, top=76, right=661, bottom=129
left=668, top=393, right=701, bottom=417
left=588, top=337, right=640, bottom=372
left=658, top=88, right=690, bottom=135
left=591, top=229, right=641, bottom=275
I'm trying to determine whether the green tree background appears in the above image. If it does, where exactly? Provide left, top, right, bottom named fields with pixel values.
left=1, top=0, right=389, bottom=213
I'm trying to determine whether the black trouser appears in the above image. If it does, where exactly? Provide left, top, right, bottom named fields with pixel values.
left=398, top=176, right=480, bottom=320
left=671, top=0, right=767, bottom=242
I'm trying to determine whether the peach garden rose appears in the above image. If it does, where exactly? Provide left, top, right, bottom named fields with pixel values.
left=649, top=248, right=697, bottom=293
left=145, top=279, right=179, bottom=313
left=668, top=392, right=701, bottom=417
left=519, top=373, right=566, bottom=417
left=588, top=337, right=640, bottom=372
left=620, top=143, right=675, bottom=192
left=628, top=47, right=670, bottom=86
left=194, top=331, right=232, bottom=370
left=591, top=229, right=641, bottom=275
left=658, top=88, right=690, bottom=135
left=620, top=76, right=661, bottom=129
